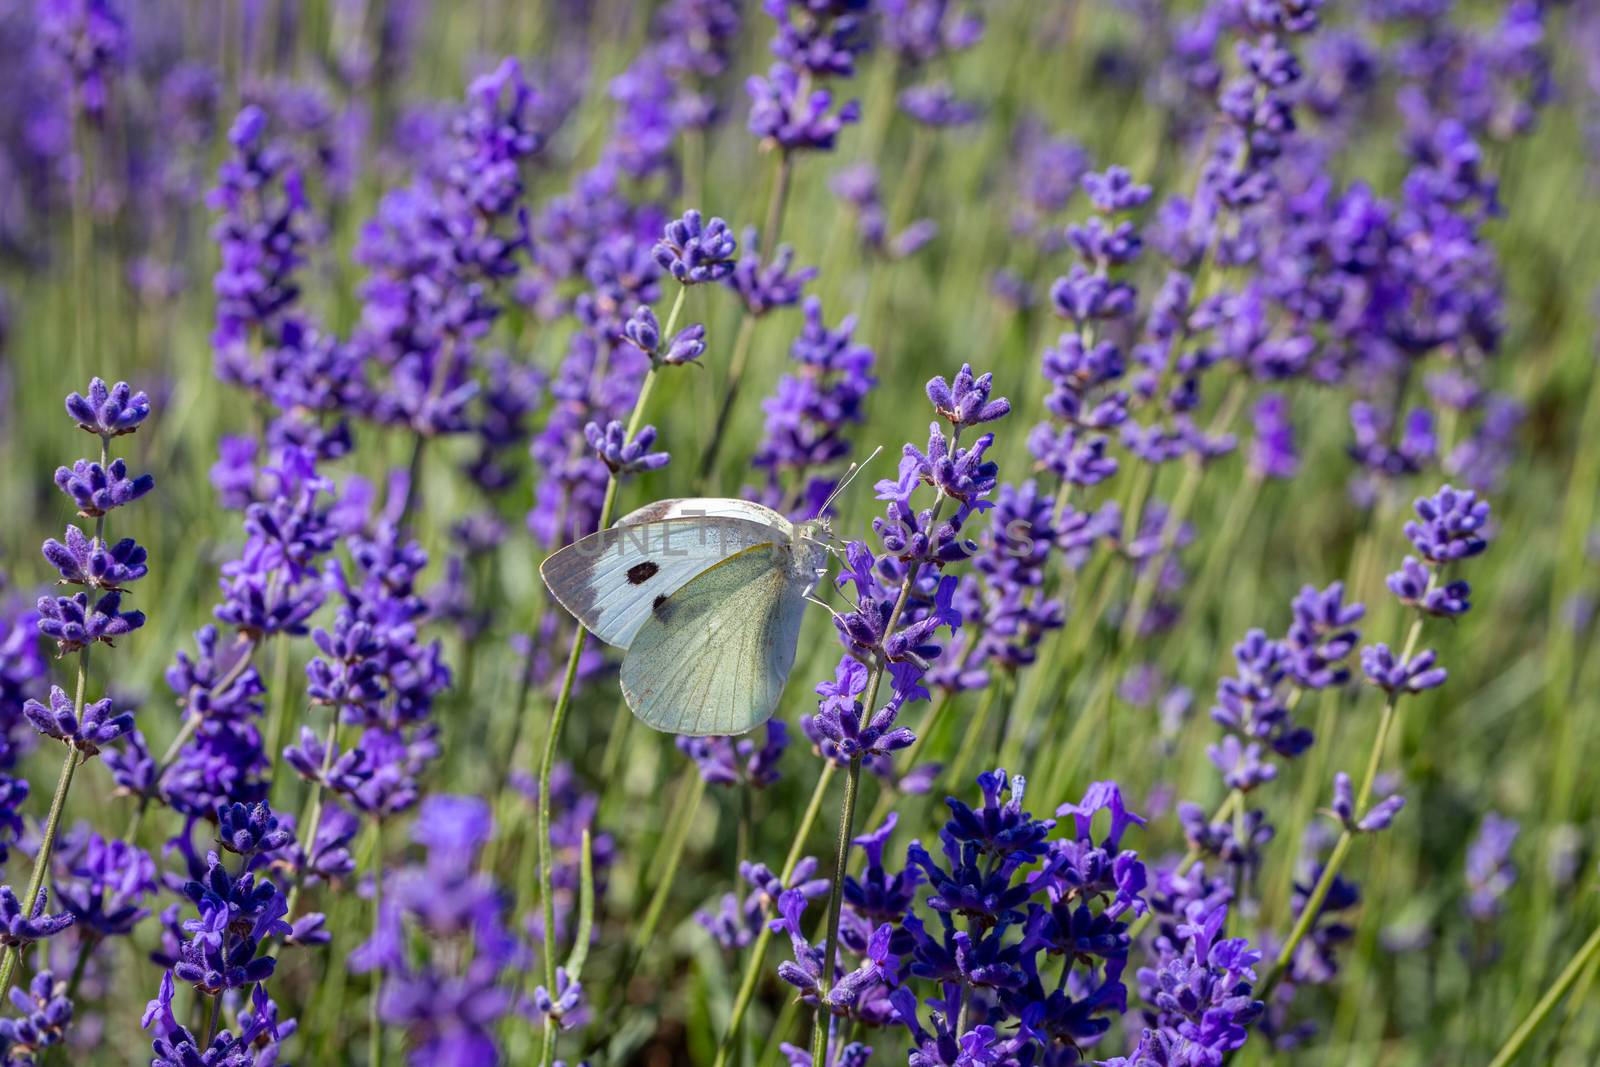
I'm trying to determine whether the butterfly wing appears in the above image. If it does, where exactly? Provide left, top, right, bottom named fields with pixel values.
left=617, top=497, right=794, bottom=531
left=620, top=542, right=809, bottom=736
left=540, top=516, right=779, bottom=648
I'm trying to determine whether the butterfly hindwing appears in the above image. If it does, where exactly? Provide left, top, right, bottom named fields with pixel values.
left=539, top=516, right=780, bottom=648
left=619, top=542, right=808, bottom=736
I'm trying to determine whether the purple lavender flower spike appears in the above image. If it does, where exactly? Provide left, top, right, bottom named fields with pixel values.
left=1360, top=644, right=1447, bottom=694
left=0, top=970, right=72, bottom=1058
left=584, top=420, right=671, bottom=475
left=1358, top=793, right=1406, bottom=833
left=0, top=886, right=74, bottom=948
left=1328, top=771, right=1405, bottom=833
left=64, top=378, right=150, bottom=437
left=746, top=64, right=861, bottom=152
left=898, top=81, right=982, bottom=127
left=621, top=305, right=662, bottom=353
left=1084, top=166, right=1153, bottom=213
left=1386, top=556, right=1472, bottom=616
left=1286, top=582, right=1364, bottom=689
left=1250, top=392, right=1299, bottom=479
left=533, top=967, right=586, bottom=1031
left=1465, top=812, right=1518, bottom=922
left=52, top=458, right=154, bottom=516
left=22, top=685, right=134, bottom=755
left=662, top=323, right=708, bottom=365
left=726, top=228, right=818, bottom=315
left=654, top=210, right=739, bottom=284
left=39, top=0, right=127, bottom=120
left=36, top=590, right=145, bottom=653
left=1404, top=484, right=1492, bottom=563
left=53, top=831, right=157, bottom=937
left=42, top=526, right=148, bottom=589
left=217, top=801, right=294, bottom=858
left=926, top=364, right=1011, bottom=428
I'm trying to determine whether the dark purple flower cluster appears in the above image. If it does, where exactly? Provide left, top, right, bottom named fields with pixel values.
left=1463, top=812, right=1518, bottom=924
left=0, top=579, right=45, bottom=867
left=781, top=771, right=1262, bottom=1067
left=143, top=973, right=293, bottom=1067
left=284, top=523, right=451, bottom=821
left=653, top=0, right=744, bottom=129
left=0, top=887, right=74, bottom=950
left=51, top=827, right=157, bottom=938
left=878, top=0, right=984, bottom=68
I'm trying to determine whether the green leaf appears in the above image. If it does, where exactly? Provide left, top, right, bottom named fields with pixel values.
left=564, top=829, right=595, bottom=981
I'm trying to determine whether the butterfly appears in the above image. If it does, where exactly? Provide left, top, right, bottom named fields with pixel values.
left=540, top=497, right=834, bottom=736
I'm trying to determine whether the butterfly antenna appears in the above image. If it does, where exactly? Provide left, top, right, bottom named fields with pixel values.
left=813, top=445, right=885, bottom=519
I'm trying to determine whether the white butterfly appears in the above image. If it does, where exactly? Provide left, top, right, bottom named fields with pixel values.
left=540, top=497, right=833, bottom=736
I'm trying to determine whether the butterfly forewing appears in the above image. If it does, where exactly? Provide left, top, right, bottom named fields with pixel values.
left=619, top=542, right=807, bottom=735
left=539, top=516, right=780, bottom=648
left=617, top=497, right=794, bottom=531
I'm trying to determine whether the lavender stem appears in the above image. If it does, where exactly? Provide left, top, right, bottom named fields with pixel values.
left=531, top=285, right=685, bottom=1066
left=1487, top=917, right=1600, bottom=1067
left=711, top=762, right=837, bottom=1067
left=808, top=752, right=862, bottom=1066
left=1259, top=609, right=1427, bottom=999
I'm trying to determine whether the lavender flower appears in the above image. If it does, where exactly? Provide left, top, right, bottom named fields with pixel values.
left=0, top=970, right=71, bottom=1061
left=678, top=722, right=789, bottom=788
left=747, top=63, right=861, bottom=152
left=52, top=830, right=156, bottom=938
left=21, top=686, right=133, bottom=755
left=1403, top=484, right=1491, bottom=563
left=1464, top=813, right=1519, bottom=922
left=0, top=888, right=73, bottom=949
left=1360, top=644, right=1447, bottom=694
left=584, top=420, right=671, bottom=475
left=654, top=210, right=739, bottom=283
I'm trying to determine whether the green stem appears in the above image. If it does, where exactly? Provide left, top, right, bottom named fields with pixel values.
left=1258, top=610, right=1427, bottom=1000
left=698, top=311, right=757, bottom=487
left=763, top=153, right=794, bottom=254
left=284, top=714, right=343, bottom=921
left=1487, top=920, right=1600, bottom=1067
left=806, top=449, right=954, bottom=1059
left=203, top=992, right=222, bottom=1047
left=809, top=754, right=862, bottom=1067
left=0, top=704, right=88, bottom=995
left=531, top=320, right=676, bottom=1065
left=711, top=762, right=837, bottom=1067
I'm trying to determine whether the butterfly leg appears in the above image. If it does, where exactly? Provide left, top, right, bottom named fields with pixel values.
left=803, top=591, right=851, bottom=626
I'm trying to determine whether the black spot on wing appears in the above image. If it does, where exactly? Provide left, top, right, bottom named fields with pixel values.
left=627, top=561, right=660, bottom=584
left=652, top=594, right=669, bottom=610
